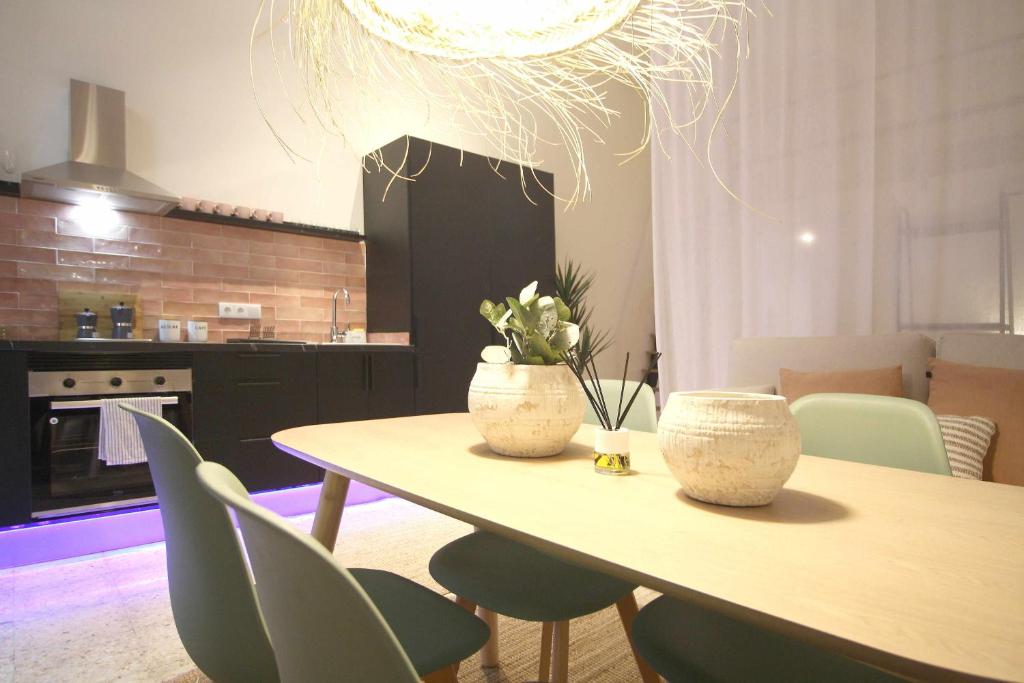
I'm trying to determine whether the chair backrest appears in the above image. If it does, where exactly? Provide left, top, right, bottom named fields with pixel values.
left=583, top=380, right=659, bottom=432
left=196, top=461, right=420, bottom=683
left=789, top=393, right=952, bottom=475
left=122, top=405, right=279, bottom=683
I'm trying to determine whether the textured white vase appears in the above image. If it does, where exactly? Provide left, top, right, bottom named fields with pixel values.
left=468, top=363, right=586, bottom=457
left=658, top=391, right=801, bottom=506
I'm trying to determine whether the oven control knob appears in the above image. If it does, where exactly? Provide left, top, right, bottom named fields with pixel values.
left=62, top=378, right=76, bottom=389
left=110, top=377, right=123, bottom=387
left=154, top=376, right=166, bottom=386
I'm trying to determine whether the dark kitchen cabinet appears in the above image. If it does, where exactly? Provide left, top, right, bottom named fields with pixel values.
left=0, top=351, right=30, bottom=527
left=192, top=349, right=323, bottom=492
left=318, top=351, right=415, bottom=423
left=364, top=136, right=556, bottom=415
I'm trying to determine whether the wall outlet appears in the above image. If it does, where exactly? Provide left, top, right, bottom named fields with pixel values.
left=218, top=302, right=262, bottom=319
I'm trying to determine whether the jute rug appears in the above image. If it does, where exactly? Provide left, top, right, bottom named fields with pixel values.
left=163, top=497, right=657, bottom=682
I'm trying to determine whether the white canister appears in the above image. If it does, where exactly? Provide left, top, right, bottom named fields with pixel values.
left=187, top=320, right=208, bottom=343
left=158, top=319, right=182, bottom=342
left=658, top=391, right=801, bottom=507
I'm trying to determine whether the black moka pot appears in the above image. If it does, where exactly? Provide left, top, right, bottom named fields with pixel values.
left=110, top=301, right=135, bottom=339
left=75, top=308, right=98, bottom=339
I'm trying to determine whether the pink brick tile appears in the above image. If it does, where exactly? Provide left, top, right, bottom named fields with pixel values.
left=251, top=240, right=300, bottom=258
left=163, top=218, right=222, bottom=236
left=17, top=293, right=58, bottom=310
left=16, top=262, right=93, bottom=282
left=129, top=226, right=194, bottom=248
left=220, top=251, right=250, bottom=267
left=16, top=229, right=93, bottom=251
left=131, top=256, right=193, bottom=275
left=0, top=227, right=15, bottom=244
left=222, top=278, right=275, bottom=294
left=0, top=262, right=15, bottom=277
left=94, top=238, right=194, bottom=261
left=297, top=247, right=335, bottom=261
left=0, top=277, right=56, bottom=294
left=273, top=232, right=323, bottom=249
left=189, top=249, right=224, bottom=265
left=316, top=273, right=350, bottom=289
left=193, top=288, right=238, bottom=303
left=163, top=301, right=219, bottom=318
left=299, top=296, right=332, bottom=309
left=193, top=261, right=247, bottom=279
left=222, top=225, right=275, bottom=242
left=276, top=307, right=326, bottom=321
left=0, top=308, right=58, bottom=325
left=0, top=196, right=16, bottom=212
left=58, top=250, right=130, bottom=269
left=249, top=293, right=299, bottom=308
left=162, top=274, right=222, bottom=290
left=95, top=268, right=149, bottom=285
left=247, top=253, right=276, bottom=268
left=0, top=212, right=55, bottom=231
left=17, top=199, right=79, bottom=220
left=275, top=256, right=322, bottom=273
left=276, top=283, right=327, bottom=297
left=191, top=233, right=249, bottom=253
left=138, top=286, right=193, bottom=303
left=345, top=276, right=367, bottom=289
left=0, top=292, right=17, bottom=308
left=249, top=266, right=305, bottom=284
left=58, top=220, right=130, bottom=241
left=2, top=245, right=56, bottom=264
left=320, top=238, right=363, bottom=253
left=6, top=324, right=58, bottom=340
left=323, top=261, right=365, bottom=277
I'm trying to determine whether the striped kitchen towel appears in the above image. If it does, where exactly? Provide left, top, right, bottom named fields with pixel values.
left=98, top=397, right=164, bottom=466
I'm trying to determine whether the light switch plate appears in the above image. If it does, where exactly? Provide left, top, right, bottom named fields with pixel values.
left=218, top=302, right=262, bottom=319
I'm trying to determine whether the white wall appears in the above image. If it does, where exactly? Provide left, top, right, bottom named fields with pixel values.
left=0, top=0, right=654, bottom=377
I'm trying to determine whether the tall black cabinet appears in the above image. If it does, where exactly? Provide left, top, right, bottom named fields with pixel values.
left=364, top=137, right=556, bottom=415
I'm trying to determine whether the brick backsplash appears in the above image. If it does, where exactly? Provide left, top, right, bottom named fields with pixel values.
left=0, top=198, right=367, bottom=343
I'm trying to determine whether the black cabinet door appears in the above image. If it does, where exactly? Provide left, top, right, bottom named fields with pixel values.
left=192, top=350, right=322, bottom=492
left=367, top=352, right=415, bottom=418
left=487, top=168, right=556, bottom=300
left=317, top=352, right=370, bottom=423
left=0, top=352, right=30, bottom=526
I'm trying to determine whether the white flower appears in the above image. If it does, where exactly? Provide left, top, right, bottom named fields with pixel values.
left=519, top=281, right=538, bottom=304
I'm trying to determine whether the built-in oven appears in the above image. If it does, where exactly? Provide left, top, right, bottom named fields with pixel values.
left=28, top=367, right=192, bottom=519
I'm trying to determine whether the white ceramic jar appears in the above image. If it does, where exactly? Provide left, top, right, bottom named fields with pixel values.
left=467, top=363, right=585, bottom=457
left=658, top=391, right=801, bottom=506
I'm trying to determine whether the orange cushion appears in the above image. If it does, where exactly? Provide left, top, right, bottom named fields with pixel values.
left=927, top=358, right=1024, bottom=485
left=778, top=366, right=903, bottom=403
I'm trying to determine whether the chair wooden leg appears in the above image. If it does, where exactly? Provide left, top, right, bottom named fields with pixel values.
left=615, top=593, right=661, bottom=683
left=455, top=595, right=476, bottom=614
left=421, top=664, right=457, bottom=683
left=551, top=620, right=570, bottom=683
left=478, top=607, right=500, bottom=667
left=310, top=472, right=350, bottom=550
left=538, top=621, right=555, bottom=682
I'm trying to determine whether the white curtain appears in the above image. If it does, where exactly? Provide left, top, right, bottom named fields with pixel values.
left=652, top=0, right=1024, bottom=396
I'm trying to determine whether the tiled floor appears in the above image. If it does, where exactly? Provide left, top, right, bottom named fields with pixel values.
left=0, top=498, right=474, bottom=682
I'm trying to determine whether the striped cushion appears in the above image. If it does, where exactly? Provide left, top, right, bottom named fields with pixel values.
left=937, top=415, right=996, bottom=480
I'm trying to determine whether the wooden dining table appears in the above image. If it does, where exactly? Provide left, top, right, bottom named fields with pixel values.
left=273, top=412, right=1024, bottom=683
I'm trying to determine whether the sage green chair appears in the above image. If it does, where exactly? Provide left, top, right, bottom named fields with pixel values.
left=126, top=406, right=489, bottom=683
left=429, top=379, right=659, bottom=681
left=631, top=391, right=948, bottom=682
left=582, top=379, right=658, bottom=432
left=122, top=404, right=279, bottom=683
left=790, top=393, right=951, bottom=475
left=197, top=461, right=491, bottom=683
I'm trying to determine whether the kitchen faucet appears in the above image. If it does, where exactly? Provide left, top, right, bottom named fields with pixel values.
left=330, top=288, right=351, bottom=343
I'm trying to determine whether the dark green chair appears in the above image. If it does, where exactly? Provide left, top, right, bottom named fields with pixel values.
left=428, top=384, right=660, bottom=682
left=126, top=406, right=489, bottom=682
left=631, top=392, right=940, bottom=682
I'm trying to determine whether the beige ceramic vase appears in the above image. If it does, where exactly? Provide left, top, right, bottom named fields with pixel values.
left=658, top=391, right=801, bottom=506
left=468, top=363, right=586, bottom=457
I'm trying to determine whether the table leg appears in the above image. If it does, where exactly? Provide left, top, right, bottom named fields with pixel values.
left=421, top=664, right=457, bottom=682
left=310, top=471, right=351, bottom=550
left=478, top=607, right=500, bottom=667
left=615, top=593, right=661, bottom=683
left=538, top=621, right=554, bottom=681
left=551, top=620, right=570, bottom=683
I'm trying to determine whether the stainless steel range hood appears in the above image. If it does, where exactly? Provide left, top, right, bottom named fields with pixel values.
left=20, top=80, right=178, bottom=215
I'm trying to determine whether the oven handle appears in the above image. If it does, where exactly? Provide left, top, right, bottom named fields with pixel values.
left=50, top=396, right=180, bottom=411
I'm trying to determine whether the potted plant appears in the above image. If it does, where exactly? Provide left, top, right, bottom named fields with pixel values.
left=467, top=281, right=586, bottom=457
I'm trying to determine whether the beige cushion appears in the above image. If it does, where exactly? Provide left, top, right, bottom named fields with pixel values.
left=778, top=366, right=904, bottom=402
left=937, top=333, right=1024, bottom=370
left=936, top=415, right=996, bottom=480
left=729, top=333, right=934, bottom=402
left=927, top=358, right=1024, bottom=485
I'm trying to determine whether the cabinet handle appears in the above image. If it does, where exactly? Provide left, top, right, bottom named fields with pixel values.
left=237, top=380, right=281, bottom=388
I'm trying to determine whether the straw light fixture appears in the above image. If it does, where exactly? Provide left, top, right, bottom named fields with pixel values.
left=254, top=0, right=754, bottom=206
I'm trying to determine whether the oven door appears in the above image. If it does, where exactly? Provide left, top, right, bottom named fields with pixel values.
left=29, top=393, right=193, bottom=518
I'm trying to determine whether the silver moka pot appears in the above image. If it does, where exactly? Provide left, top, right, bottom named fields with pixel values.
left=110, top=301, right=135, bottom=339
left=75, top=308, right=98, bottom=339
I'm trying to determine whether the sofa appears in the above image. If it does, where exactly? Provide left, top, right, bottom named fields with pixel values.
left=726, top=332, right=1024, bottom=485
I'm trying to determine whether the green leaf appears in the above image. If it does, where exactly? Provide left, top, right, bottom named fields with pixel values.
left=507, top=296, right=538, bottom=331
left=553, top=297, right=572, bottom=322
left=524, top=354, right=547, bottom=365
left=527, top=331, right=559, bottom=364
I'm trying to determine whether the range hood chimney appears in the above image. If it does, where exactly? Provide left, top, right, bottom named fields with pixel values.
left=20, top=80, right=178, bottom=215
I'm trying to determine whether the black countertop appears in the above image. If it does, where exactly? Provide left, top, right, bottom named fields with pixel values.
left=0, top=340, right=414, bottom=353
